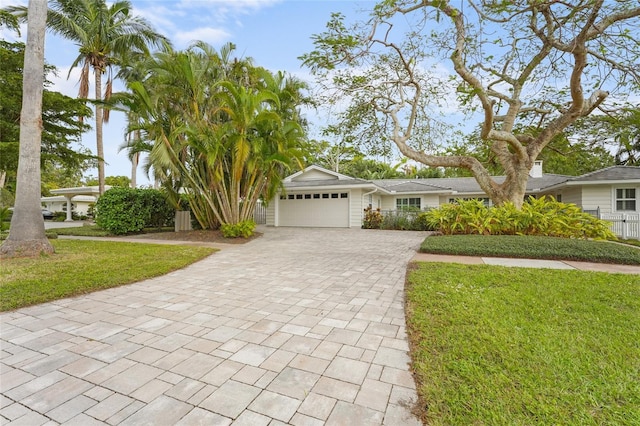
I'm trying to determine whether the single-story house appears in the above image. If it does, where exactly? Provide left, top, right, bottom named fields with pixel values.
left=266, top=163, right=640, bottom=228
left=41, top=186, right=111, bottom=221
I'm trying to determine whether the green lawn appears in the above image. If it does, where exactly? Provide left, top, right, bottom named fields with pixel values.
left=420, top=234, right=640, bottom=265
left=406, top=263, right=640, bottom=425
left=0, top=239, right=216, bottom=311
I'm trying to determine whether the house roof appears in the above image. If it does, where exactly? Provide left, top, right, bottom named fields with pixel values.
left=284, top=178, right=374, bottom=189
left=281, top=165, right=638, bottom=195
left=50, top=186, right=111, bottom=197
left=568, top=165, right=640, bottom=183
left=371, top=174, right=571, bottom=194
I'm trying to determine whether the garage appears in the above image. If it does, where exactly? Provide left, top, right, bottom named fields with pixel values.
left=277, top=191, right=349, bottom=227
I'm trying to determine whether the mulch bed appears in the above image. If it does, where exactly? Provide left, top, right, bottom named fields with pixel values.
left=131, top=229, right=262, bottom=244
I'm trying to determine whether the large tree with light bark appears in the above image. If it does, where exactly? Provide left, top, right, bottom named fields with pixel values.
left=302, top=0, right=640, bottom=208
left=1, top=0, right=52, bottom=258
left=4, top=0, right=169, bottom=195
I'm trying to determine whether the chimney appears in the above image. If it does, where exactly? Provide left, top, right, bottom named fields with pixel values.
left=530, top=160, right=543, bottom=178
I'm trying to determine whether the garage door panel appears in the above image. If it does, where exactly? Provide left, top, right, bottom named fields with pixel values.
left=278, top=193, right=349, bottom=227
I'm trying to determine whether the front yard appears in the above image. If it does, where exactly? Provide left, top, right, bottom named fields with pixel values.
left=0, top=240, right=216, bottom=311
left=406, top=262, right=640, bottom=425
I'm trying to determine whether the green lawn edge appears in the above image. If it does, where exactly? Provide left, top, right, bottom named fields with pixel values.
left=0, top=239, right=217, bottom=311
left=420, top=235, right=640, bottom=265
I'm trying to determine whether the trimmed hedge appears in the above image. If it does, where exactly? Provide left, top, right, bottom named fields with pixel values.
left=95, top=187, right=174, bottom=235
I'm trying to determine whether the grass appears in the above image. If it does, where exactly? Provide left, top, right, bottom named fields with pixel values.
left=51, top=225, right=174, bottom=237
left=420, top=234, right=640, bottom=265
left=406, top=262, right=640, bottom=425
left=0, top=239, right=216, bottom=311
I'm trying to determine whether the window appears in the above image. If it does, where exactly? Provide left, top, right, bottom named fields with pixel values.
left=296, top=194, right=303, bottom=199
left=396, top=197, right=421, bottom=210
left=616, top=188, right=636, bottom=211
left=340, top=193, right=348, bottom=198
left=288, top=194, right=294, bottom=200
left=322, top=193, right=329, bottom=199
left=331, top=193, right=339, bottom=199
left=304, top=194, right=311, bottom=199
left=449, top=197, right=491, bottom=207
left=313, top=194, right=320, bottom=199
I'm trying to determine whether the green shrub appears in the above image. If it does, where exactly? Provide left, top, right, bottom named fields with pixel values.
left=221, top=220, right=256, bottom=238
left=362, top=207, right=383, bottom=229
left=95, top=187, right=174, bottom=235
left=374, top=208, right=433, bottom=231
left=424, top=196, right=617, bottom=240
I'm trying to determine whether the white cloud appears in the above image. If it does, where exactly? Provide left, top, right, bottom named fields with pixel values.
left=174, top=27, right=231, bottom=47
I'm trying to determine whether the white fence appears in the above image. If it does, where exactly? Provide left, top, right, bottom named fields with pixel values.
left=600, top=213, right=640, bottom=240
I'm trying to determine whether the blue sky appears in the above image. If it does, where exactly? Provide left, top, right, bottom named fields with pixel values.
left=1, top=0, right=377, bottom=185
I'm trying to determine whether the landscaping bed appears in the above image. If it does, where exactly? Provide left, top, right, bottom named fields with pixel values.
left=420, top=234, right=640, bottom=265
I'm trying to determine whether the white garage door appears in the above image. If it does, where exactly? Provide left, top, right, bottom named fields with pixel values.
left=278, top=191, right=349, bottom=227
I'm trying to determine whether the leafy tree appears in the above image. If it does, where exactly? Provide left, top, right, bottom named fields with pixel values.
left=303, top=140, right=363, bottom=173
left=302, top=1, right=640, bottom=208
left=4, top=0, right=169, bottom=195
left=444, top=129, right=614, bottom=177
left=0, top=9, right=19, bottom=33
left=0, top=41, right=94, bottom=194
left=611, top=108, right=640, bottom=166
left=85, top=175, right=130, bottom=188
left=1, top=0, right=53, bottom=257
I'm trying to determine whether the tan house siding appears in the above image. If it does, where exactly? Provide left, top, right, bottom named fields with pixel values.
left=292, top=169, right=337, bottom=181
left=579, top=185, right=614, bottom=214
left=266, top=199, right=276, bottom=226
left=350, top=189, right=364, bottom=228
left=559, top=187, right=582, bottom=207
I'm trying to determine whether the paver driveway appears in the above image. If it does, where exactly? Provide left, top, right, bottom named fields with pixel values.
left=1, top=227, right=428, bottom=425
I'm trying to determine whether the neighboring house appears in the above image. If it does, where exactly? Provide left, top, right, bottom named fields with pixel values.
left=266, top=163, right=640, bottom=228
left=41, top=195, right=96, bottom=216
left=41, top=186, right=111, bottom=221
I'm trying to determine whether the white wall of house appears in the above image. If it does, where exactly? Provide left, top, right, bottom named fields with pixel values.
left=579, top=185, right=616, bottom=214
left=557, top=186, right=582, bottom=206
left=266, top=200, right=276, bottom=226
left=41, top=196, right=94, bottom=216
left=292, top=169, right=337, bottom=181
left=349, top=189, right=365, bottom=228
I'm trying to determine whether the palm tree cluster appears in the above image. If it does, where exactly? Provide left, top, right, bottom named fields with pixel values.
left=4, top=0, right=308, bottom=234
left=113, top=42, right=308, bottom=229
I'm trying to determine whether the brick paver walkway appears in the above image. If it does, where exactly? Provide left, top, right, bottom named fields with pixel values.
left=1, top=227, right=427, bottom=425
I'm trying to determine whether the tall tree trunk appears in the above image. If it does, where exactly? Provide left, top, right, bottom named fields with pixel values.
left=131, top=151, right=138, bottom=188
left=95, top=70, right=105, bottom=195
left=1, top=0, right=53, bottom=258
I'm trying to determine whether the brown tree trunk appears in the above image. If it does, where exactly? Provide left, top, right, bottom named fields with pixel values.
left=1, top=0, right=54, bottom=258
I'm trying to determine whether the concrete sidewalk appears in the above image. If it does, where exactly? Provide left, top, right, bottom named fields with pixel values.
left=411, top=253, right=640, bottom=274
left=1, top=228, right=428, bottom=425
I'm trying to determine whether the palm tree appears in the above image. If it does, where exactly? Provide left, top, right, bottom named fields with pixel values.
left=4, top=0, right=169, bottom=194
left=1, top=0, right=53, bottom=258
left=120, top=43, right=306, bottom=229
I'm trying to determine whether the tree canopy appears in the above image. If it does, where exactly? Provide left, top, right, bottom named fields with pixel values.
left=4, top=0, right=169, bottom=195
left=0, top=40, right=93, bottom=194
left=302, top=0, right=640, bottom=207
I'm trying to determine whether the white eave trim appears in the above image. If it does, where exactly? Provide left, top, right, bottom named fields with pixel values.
left=564, top=179, right=640, bottom=186
left=283, top=165, right=355, bottom=183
